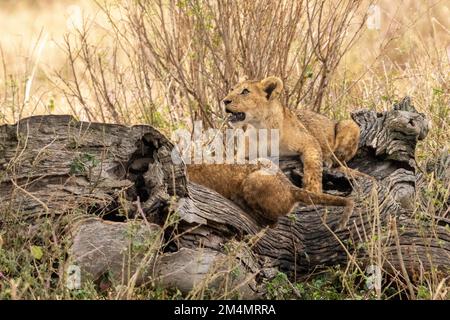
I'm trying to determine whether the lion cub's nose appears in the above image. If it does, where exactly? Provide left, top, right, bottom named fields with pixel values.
left=223, top=99, right=232, bottom=106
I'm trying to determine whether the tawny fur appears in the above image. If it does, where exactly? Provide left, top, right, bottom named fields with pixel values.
left=186, top=76, right=361, bottom=227
left=221, top=76, right=362, bottom=191
left=187, top=163, right=353, bottom=226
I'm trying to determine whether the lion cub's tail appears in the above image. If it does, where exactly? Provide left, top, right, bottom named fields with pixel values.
left=292, top=187, right=354, bottom=229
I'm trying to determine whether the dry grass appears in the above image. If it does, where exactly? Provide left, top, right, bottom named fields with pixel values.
left=0, top=0, right=449, bottom=300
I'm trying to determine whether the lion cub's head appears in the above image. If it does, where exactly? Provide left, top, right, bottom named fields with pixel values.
left=223, top=76, right=283, bottom=127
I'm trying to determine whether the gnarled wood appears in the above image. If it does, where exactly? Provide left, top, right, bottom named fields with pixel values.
left=0, top=97, right=448, bottom=296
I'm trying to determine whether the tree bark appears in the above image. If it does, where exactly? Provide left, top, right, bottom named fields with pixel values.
left=0, top=97, right=448, bottom=297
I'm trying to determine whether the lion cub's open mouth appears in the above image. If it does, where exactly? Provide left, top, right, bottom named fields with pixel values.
left=226, top=109, right=246, bottom=123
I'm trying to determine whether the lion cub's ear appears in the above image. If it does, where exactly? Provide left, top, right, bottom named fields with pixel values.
left=260, top=76, right=283, bottom=100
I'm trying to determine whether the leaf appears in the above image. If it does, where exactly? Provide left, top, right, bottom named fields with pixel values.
left=48, top=98, right=55, bottom=112
left=30, top=245, right=43, bottom=260
left=432, top=87, right=443, bottom=96
left=304, top=65, right=314, bottom=78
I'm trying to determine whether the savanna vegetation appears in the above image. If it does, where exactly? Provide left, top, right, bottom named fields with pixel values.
left=0, top=0, right=448, bottom=299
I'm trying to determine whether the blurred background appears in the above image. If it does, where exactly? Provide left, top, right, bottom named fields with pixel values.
left=0, top=0, right=448, bottom=300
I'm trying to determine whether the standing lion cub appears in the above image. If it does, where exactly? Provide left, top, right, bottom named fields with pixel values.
left=223, top=76, right=361, bottom=193
left=187, top=76, right=361, bottom=227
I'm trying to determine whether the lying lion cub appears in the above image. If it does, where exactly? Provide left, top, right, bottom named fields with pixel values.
left=187, top=76, right=360, bottom=227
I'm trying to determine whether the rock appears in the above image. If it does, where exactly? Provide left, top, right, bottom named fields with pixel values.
left=68, top=219, right=162, bottom=286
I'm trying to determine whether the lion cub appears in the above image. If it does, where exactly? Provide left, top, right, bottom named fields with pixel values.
left=223, top=76, right=361, bottom=193
left=188, top=161, right=352, bottom=225
left=186, top=76, right=359, bottom=227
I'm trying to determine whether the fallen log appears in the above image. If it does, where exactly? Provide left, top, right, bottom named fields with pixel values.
left=0, top=97, right=448, bottom=298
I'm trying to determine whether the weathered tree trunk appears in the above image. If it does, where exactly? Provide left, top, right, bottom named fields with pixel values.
left=0, top=98, right=448, bottom=298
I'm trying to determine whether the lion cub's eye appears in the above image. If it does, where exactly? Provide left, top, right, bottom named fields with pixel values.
left=241, top=88, right=250, bottom=95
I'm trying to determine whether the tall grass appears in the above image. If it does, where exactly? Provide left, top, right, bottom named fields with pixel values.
left=54, top=0, right=368, bottom=128
left=0, top=0, right=448, bottom=299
